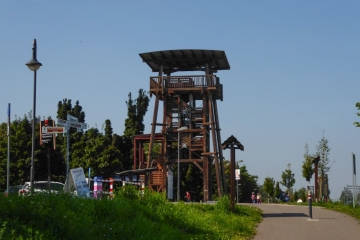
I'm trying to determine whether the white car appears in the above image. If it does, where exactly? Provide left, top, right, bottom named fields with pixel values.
left=19, top=181, right=65, bottom=195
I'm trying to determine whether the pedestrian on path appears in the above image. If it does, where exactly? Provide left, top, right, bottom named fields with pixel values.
left=257, top=193, right=261, bottom=203
left=251, top=192, right=256, bottom=203
left=185, top=191, right=191, bottom=202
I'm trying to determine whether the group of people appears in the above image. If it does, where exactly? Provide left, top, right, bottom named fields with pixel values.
left=251, top=192, right=261, bottom=203
left=184, top=191, right=263, bottom=203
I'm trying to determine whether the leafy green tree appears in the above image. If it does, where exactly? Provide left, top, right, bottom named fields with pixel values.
left=233, top=164, right=258, bottom=203
left=274, top=181, right=281, bottom=200
left=55, top=99, right=86, bottom=181
left=214, top=160, right=258, bottom=203
left=123, top=89, right=149, bottom=137
left=354, top=102, right=360, bottom=127
left=280, top=164, right=295, bottom=199
left=183, top=163, right=203, bottom=202
left=297, top=187, right=307, bottom=202
left=293, top=191, right=299, bottom=202
left=263, top=177, right=275, bottom=202
left=302, top=143, right=314, bottom=183
left=0, top=113, right=52, bottom=189
left=122, top=89, right=150, bottom=170
left=316, top=135, right=332, bottom=177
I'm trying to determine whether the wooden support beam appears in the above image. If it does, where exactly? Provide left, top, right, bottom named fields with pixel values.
left=201, top=152, right=216, bottom=156
left=152, top=123, right=167, bottom=126
left=193, top=162, right=203, bottom=172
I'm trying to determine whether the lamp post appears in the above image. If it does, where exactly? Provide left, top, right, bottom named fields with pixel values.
left=26, top=39, right=42, bottom=194
left=177, top=126, right=188, bottom=201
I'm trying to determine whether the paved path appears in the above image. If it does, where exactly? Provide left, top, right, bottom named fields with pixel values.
left=241, top=203, right=360, bottom=240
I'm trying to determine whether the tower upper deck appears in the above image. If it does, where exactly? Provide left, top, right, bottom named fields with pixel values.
left=139, top=49, right=230, bottom=74
left=140, top=50, right=230, bottom=100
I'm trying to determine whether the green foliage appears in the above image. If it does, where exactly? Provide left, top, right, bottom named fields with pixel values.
left=238, top=165, right=259, bottom=203
left=215, top=195, right=232, bottom=213
left=296, top=187, right=307, bottom=202
left=314, top=201, right=360, bottom=221
left=280, top=167, right=295, bottom=191
left=293, top=191, right=299, bottom=202
left=0, top=91, right=147, bottom=190
left=221, top=161, right=258, bottom=203
left=302, top=143, right=314, bottom=183
left=274, top=181, right=281, bottom=199
left=316, top=135, right=332, bottom=176
left=122, top=89, right=150, bottom=170
left=354, top=102, right=360, bottom=127
left=0, top=190, right=262, bottom=239
left=123, top=89, right=149, bottom=138
left=263, top=177, right=275, bottom=200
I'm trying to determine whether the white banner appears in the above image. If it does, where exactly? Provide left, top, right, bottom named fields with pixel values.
left=235, top=169, right=240, bottom=180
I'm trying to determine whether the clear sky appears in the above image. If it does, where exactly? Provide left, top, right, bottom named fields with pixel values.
left=1, top=1, right=359, bottom=200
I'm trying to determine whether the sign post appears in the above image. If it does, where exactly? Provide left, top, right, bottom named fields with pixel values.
left=235, top=169, right=240, bottom=203
left=40, top=119, right=57, bottom=193
left=7, top=103, right=10, bottom=192
left=307, top=186, right=314, bottom=219
left=352, top=153, right=357, bottom=208
left=57, top=114, right=87, bottom=191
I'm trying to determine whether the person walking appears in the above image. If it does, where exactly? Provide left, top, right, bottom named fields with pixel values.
left=251, top=192, right=256, bottom=203
left=257, top=193, right=261, bottom=203
left=185, top=191, right=191, bottom=202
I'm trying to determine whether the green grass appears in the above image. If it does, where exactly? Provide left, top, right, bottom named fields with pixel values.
left=314, top=201, right=360, bottom=221
left=285, top=200, right=360, bottom=221
left=0, top=187, right=262, bottom=240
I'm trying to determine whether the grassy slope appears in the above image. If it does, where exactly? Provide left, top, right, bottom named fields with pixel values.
left=0, top=188, right=262, bottom=240
left=286, top=201, right=360, bottom=221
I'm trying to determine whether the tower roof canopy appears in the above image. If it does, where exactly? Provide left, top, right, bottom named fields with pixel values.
left=139, top=49, right=230, bottom=73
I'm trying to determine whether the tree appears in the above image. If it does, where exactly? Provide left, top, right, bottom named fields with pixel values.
left=293, top=191, right=299, bottom=202
left=280, top=164, right=295, bottom=200
left=354, top=102, right=360, bottom=127
left=122, top=89, right=150, bottom=170
left=263, top=177, right=275, bottom=202
left=274, top=181, right=281, bottom=201
left=316, top=135, right=332, bottom=176
left=123, top=89, right=149, bottom=138
left=302, top=143, right=314, bottom=183
left=297, top=187, right=307, bottom=202
left=55, top=99, right=87, bottom=181
left=223, top=163, right=258, bottom=203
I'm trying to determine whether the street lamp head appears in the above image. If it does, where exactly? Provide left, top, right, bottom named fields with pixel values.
left=26, top=39, right=42, bottom=71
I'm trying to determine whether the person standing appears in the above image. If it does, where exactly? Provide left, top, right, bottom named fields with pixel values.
left=251, top=192, right=256, bottom=203
left=185, top=191, right=191, bottom=202
left=257, top=193, right=261, bottom=203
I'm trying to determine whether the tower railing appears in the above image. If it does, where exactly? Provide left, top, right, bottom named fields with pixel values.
left=150, top=75, right=219, bottom=89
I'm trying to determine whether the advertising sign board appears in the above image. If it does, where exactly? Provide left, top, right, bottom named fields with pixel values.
left=69, top=167, right=90, bottom=198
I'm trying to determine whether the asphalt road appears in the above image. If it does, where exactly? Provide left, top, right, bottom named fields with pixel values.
left=241, top=203, right=360, bottom=240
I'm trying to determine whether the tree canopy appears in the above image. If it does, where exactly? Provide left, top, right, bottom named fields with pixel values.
left=0, top=90, right=150, bottom=190
left=263, top=177, right=275, bottom=200
left=280, top=164, right=295, bottom=197
left=354, top=102, right=360, bottom=127
left=301, top=143, right=314, bottom=183
left=316, top=135, right=332, bottom=176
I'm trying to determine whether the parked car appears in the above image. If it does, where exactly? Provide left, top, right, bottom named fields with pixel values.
left=19, top=181, right=65, bottom=195
left=278, top=192, right=290, bottom=202
left=4, top=185, right=24, bottom=196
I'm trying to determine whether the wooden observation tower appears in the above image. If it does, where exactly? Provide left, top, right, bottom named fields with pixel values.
left=137, top=49, right=230, bottom=201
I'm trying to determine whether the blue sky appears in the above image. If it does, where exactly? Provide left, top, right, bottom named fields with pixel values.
left=1, top=1, right=359, bottom=200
